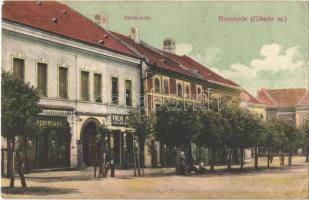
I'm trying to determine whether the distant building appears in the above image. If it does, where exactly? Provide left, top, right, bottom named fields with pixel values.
left=240, top=90, right=266, bottom=120
left=257, top=88, right=309, bottom=127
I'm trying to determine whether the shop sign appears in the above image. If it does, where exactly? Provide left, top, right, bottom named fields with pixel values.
left=37, top=117, right=68, bottom=128
left=111, top=114, right=129, bottom=127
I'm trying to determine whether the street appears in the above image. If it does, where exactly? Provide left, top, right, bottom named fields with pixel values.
left=1, top=156, right=308, bottom=199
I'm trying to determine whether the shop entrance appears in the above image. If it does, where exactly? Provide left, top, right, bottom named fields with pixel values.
left=26, top=116, right=70, bottom=170
left=81, top=119, right=100, bottom=166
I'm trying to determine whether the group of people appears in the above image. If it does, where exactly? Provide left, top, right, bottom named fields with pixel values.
left=178, top=151, right=207, bottom=175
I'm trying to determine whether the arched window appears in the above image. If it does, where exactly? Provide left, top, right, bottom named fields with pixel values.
left=154, top=77, right=161, bottom=93
left=163, top=79, right=169, bottom=94
left=177, top=83, right=183, bottom=97
left=185, top=85, right=190, bottom=98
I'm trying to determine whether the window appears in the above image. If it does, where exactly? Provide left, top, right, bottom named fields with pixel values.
left=185, top=85, right=190, bottom=98
left=154, top=77, right=161, bottom=93
left=190, top=83, right=196, bottom=99
left=177, top=83, right=183, bottom=97
left=13, top=58, right=24, bottom=81
left=81, top=71, right=89, bottom=101
left=37, top=62, right=47, bottom=97
left=112, top=77, right=119, bottom=104
left=125, top=80, right=132, bottom=106
left=170, top=78, right=176, bottom=95
left=197, top=87, right=202, bottom=100
left=163, top=79, right=169, bottom=95
left=94, top=73, right=102, bottom=103
left=58, top=67, right=68, bottom=99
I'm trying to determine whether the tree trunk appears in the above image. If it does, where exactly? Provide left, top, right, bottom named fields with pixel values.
left=9, top=138, right=15, bottom=188
left=306, top=145, right=309, bottom=162
left=6, top=139, right=11, bottom=178
left=22, top=135, right=28, bottom=172
left=139, top=140, right=145, bottom=168
left=282, top=155, right=285, bottom=166
left=240, top=148, right=244, bottom=169
left=254, top=146, right=258, bottom=169
left=288, top=152, right=292, bottom=166
left=227, top=148, right=232, bottom=170
left=267, top=154, right=270, bottom=168
left=210, top=147, right=215, bottom=172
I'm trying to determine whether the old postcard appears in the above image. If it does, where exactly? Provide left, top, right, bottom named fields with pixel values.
left=1, top=0, right=309, bottom=199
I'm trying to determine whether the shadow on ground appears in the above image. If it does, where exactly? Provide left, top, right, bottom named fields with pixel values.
left=1, top=186, right=79, bottom=196
left=26, top=176, right=94, bottom=183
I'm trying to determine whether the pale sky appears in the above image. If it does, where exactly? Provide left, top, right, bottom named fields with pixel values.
left=65, top=1, right=309, bottom=96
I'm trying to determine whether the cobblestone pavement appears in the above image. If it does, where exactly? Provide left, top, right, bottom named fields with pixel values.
left=1, top=157, right=308, bottom=199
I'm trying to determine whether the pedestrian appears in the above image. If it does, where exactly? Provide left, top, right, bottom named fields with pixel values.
left=15, top=149, right=27, bottom=188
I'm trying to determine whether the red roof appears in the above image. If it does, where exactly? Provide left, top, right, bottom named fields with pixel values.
left=257, top=88, right=306, bottom=108
left=2, top=1, right=136, bottom=57
left=164, top=52, right=239, bottom=87
left=241, top=90, right=261, bottom=104
left=111, top=32, right=195, bottom=78
left=297, top=91, right=309, bottom=106
left=112, top=31, right=239, bottom=88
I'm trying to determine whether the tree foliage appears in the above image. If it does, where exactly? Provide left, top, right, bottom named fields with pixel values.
left=2, top=72, right=41, bottom=139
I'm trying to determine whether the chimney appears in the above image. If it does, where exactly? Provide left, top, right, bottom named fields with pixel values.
left=162, top=38, right=176, bottom=54
left=94, top=14, right=108, bottom=29
left=129, top=27, right=139, bottom=43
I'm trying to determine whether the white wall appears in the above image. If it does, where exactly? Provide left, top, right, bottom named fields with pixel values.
left=2, top=28, right=141, bottom=114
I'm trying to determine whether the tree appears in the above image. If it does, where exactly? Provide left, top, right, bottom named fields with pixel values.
left=196, top=110, right=224, bottom=171
left=155, top=101, right=202, bottom=174
left=220, top=104, right=264, bottom=169
left=301, top=122, right=309, bottom=162
left=127, top=109, right=154, bottom=167
left=1, top=72, right=41, bottom=188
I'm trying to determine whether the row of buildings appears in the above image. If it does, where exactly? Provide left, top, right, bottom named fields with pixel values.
left=2, top=1, right=308, bottom=171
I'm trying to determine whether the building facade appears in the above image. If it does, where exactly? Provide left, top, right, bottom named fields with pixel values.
left=111, top=28, right=243, bottom=167
left=257, top=88, right=309, bottom=127
left=2, top=1, right=141, bottom=171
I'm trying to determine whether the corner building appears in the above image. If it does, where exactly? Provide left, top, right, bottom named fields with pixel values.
left=1, top=1, right=141, bottom=170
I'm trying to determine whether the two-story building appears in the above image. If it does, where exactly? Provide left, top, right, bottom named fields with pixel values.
left=111, top=28, right=242, bottom=167
left=2, top=1, right=141, bottom=171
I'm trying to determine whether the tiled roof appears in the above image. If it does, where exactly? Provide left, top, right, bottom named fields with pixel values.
left=165, top=52, right=239, bottom=87
left=2, top=1, right=136, bottom=57
left=111, top=31, right=240, bottom=88
left=241, top=90, right=261, bottom=104
left=297, top=91, right=309, bottom=106
left=257, top=88, right=306, bottom=108
left=111, top=31, right=196, bottom=78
